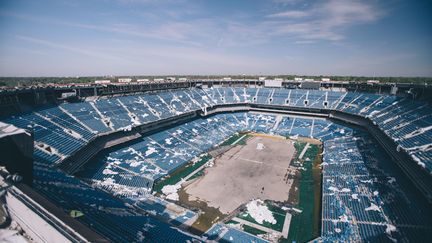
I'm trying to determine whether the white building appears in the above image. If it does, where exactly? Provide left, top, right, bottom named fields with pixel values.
left=94, top=80, right=111, bottom=84
left=265, top=79, right=282, bottom=87
left=118, top=78, right=132, bottom=83
left=367, top=80, right=380, bottom=84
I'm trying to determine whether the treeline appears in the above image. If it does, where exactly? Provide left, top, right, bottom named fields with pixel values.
left=0, top=77, right=98, bottom=87
left=0, top=75, right=431, bottom=87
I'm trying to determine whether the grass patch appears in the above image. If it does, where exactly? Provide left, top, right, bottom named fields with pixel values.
left=226, top=220, right=240, bottom=225
left=153, top=154, right=211, bottom=193
left=285, top=144, right=322, bottom=243
left=242, top=224, right=267, bottom=236
left=267, top=203, right=287, bottom=215
left=220, top=133, right=250, bottom=146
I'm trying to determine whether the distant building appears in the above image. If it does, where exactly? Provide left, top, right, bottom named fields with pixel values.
left=294, top=77, right=303, bottom=81
left=94, top=80, right=111, bottom=84
left=367, top=80, right=380, bottom=84
left=222, top=77, right=232, bottom=81
left=265, top=79, right=282, bottom=87
left=136, top=79, right=149, bottom=82
left=321, top=78, right=331, bottom=82
left=118, top=78, right=132, bottom=83
left=258, top=77, right=266, bottom=81
left=301, top=81, right=321, bottom=89
left=154, top=78, right=164, bottom=82
left=60, top=91, right=77, bottom=99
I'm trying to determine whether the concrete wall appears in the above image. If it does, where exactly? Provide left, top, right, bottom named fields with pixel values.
left=6, top=187, right=87, bottom=243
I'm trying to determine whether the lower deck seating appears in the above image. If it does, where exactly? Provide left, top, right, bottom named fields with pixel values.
left=33, top=154, right=198, bottom=242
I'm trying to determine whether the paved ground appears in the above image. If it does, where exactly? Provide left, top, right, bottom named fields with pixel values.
left=232, top=217, right=279, bottom=234
left=184, top=136, right=296, bottom=214
left=282, top=213, right=292, bottom=238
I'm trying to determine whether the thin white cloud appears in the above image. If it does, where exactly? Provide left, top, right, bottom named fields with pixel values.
left=207, top=0, right=383, bottom=46
left=15, top=35, right=132, bottom=63
left=0, top=11, right=207, bottom=47
left=265, top=0, right=382, bottom=41
left=319, top=0, right=380, bottom=27
left=271, top=0, right=304, bottom=6
left=61, top=21, right=207, bottom=47
left=294, top=40, right=316, bottom=44
left=268, top=10, right=309, bottom=18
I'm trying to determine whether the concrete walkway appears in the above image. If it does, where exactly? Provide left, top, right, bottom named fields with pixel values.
left=179, top=162, right=209, bottom=183
left=298, top=143, right=310, bottom=159
left=232, top=134, right=247, bottom=145
left=232, top=217, right=280, bottom=235
left=281, top=213, right=292, bottom=238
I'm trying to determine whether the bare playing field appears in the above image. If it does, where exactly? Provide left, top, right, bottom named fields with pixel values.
left=184, top=135, right=296, bottom=214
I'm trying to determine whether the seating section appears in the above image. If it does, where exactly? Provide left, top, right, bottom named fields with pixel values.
left=4, top=111, right=87, bottom=158
left=38, top=107, right=96, bottom=141
left=33, top=154, right=198, bottom=242
left=135, top=196, right=197, bottom=227
left=322, top=132, right=432, bottom=242
left=2, top=87, right=432, bottom=242
left=368, top=99, right=432, bottom=169
left=60, top=102, right=112, bottom=133
left=205, top=223, right=269, bottom=243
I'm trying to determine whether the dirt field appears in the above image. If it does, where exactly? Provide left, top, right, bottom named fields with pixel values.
left=183, top=136, right=296, bottom=215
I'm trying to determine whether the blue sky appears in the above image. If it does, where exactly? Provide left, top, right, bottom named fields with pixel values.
left=0, top=0, right=431, bottom=77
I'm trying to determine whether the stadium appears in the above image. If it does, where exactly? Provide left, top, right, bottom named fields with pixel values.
left=0, top=78, right=431, bottom=242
